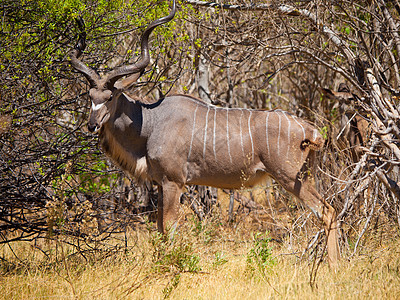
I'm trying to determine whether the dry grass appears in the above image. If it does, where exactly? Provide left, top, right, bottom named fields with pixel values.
left=1, top=217, right=400, bottom=300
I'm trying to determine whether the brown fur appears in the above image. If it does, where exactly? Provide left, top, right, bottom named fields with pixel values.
left=70, top=1, right=339, bottom=267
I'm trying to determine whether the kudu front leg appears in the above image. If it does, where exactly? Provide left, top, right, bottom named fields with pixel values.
left=276, top=165, right=340, bottom=268
left=297, top=182, right=340, bottom=268
left=321, top=201, right=340, bottom=268
left=157, top=180, right=183, bottom=234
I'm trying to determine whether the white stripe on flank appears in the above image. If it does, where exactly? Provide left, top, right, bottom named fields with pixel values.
left=313, top=128, right=318, bottom=141
left=226, top=108, right=232, bottom=164
left=283, top=113, right=291, bottom=160
left=203, top=106, right=210, bottom=159
left=248, top=111, right=254, bottom=161
left=266, top=113, right=270, bottom=159
left=277, top=112, right=281, bottom=154
left=213, top=107, right=217, bottom=159
left=188, top=104, right=199, bottom=160
left=293, top=116, right=306, bottom=162
left=91, top=102, right=105, bottom=111
left=239, top=109, right=244, bottom=156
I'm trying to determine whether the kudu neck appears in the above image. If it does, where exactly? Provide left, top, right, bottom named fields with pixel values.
left=106, top=92, right=156, bottom=138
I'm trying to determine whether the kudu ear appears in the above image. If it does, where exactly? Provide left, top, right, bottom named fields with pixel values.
left=114, top=73, right=142, bottom=90
left=322, top=87, right=356, bottom=102
left=322, top=88, right=338, bottom=100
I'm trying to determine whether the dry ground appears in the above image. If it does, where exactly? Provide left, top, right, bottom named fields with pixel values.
left=1, top=221, right=400, bottom=299
left=1, top=191, right=400, bottom=299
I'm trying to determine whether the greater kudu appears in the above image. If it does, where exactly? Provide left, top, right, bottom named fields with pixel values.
left=70, top=0, right=339, bottom=267
left=323, top=83, right=369, bottom=163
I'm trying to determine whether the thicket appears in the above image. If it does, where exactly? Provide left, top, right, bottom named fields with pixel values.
left=1, top=0, right=400, bottom=265
left=0, top=0, right=179, bottom=243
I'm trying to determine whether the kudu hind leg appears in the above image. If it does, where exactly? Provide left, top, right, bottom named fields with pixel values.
left=157, top=181, right=183, bottom=234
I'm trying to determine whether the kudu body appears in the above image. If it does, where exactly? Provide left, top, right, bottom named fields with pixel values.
left=70, top=1, right=339, bottom=266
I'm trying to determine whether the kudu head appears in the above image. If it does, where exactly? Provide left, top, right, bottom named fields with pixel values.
left=70, top=0, right=176, bottom=132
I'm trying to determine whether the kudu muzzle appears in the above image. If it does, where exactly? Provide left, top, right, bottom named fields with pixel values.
left=88, top=89, right=112, bottom=132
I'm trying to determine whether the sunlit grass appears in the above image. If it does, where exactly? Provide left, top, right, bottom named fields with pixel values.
left=1, top=218, right=400, bottom=300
